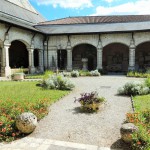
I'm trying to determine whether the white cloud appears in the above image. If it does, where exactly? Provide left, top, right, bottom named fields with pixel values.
left=36, top=0, right=93, bottom=9
left=92, top=0, right=150, bottom=16
left=104, top=0, right=114, bottom=3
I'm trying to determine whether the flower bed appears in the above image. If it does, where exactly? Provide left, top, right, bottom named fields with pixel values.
left=0, top=82, right=68, bottom=142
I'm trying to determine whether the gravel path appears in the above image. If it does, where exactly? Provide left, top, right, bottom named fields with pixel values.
left=30, top=76, right=143, bottom=149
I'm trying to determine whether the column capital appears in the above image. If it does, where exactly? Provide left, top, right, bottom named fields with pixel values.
left=4, top=41, right=10, bottom=47
left=66, top=40, right=72, bottom=50
left=97, top=40, right=103, bottom=49
left=27, top=47, right=34, bottom=52
left=130, top=39, right=136, bottom=49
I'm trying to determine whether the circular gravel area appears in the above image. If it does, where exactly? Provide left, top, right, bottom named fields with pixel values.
left=30, top=76, right=143, bottom=149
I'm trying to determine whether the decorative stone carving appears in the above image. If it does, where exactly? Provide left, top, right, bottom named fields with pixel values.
left=16, top=112, right=37, bottom=134
left=120, top=123, right=138, bottom=143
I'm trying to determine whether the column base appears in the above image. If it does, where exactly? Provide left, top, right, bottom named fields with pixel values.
left=5, top=67, right=11, bottom=78
left=38, top=66, right=44, bottom=73
left=29, top=67, right=36, bottom=74
left=97, top=66, right=103, bottom=70
left=67, top=66, right=72, bottom=71
left=128, top=66, right=135, bottom=71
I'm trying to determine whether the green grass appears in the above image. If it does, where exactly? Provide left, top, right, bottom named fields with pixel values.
left=25, top=74, right=44, bottom=79
left=133, top=94, right=150, bottom=111
left=25, top=70, right=55, bottom=79
left=0, top=81, right=68, bottom=142
left=0, top=82, right=68, bottom=103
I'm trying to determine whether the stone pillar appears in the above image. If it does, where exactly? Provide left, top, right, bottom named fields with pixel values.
left=4, top=42, right=11, bottom=77
left=27, top=46, right=35, bottom=74
left=38, top=49, right=44, bottom=72
left=97, top=41, right=103, bottom=70
left=44, top=41, right=48, bottom=70
left=128, top=40, right=136, bottom=71
left=67, top=45, right=72, bottom=71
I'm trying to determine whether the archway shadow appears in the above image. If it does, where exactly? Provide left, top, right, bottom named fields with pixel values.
left=111, top=139, right=132, bottom=150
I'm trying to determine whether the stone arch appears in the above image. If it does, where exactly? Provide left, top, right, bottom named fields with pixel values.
left=135, top=41, right=150, bottom=71
left=103, top=41, right=129, bottom=48
left=9, top=40, right=29, bottom=68
left=101, top=34, right=131, bottom=47
left=72, top=42, right=97, bottom=49
left=72, top=43, right=97, bottom=70
left=9, top=39, right=30, bottom=48
left=70, top=35, right=99, bottom=48
left=103, top=43, right=129, bottom=72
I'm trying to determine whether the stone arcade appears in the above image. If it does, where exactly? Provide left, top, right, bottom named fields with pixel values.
left=1, top=0, right=150, bottom=77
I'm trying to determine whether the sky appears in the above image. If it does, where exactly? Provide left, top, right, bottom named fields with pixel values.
left=29, top=0, right=150, bottom=21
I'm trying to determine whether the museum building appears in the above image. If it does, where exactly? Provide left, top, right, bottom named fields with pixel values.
left=1, top=0, right=150, bottom=77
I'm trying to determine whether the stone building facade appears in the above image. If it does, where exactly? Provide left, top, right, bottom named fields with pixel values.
left=1, top=0, right=150, bottom=77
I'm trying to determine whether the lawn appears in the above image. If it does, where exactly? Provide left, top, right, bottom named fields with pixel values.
left=0, top=81, right=68, bottom=142
left=133, top=95, right=150, bottom=111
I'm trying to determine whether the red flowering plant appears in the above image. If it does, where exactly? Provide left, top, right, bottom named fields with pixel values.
left=74, top=91, right=105, bottom=113
left=0, top=98, right=49, bottom=142
left=126, top=110, right=150, bottom=150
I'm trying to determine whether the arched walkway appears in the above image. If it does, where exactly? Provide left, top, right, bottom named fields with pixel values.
left=9, top=40, right=29, bottom=68
left=103, top=43, right=129, bottom=72
left=135, top=42, right=150, bottom=71
left=72, top=44, right=97, bottom=70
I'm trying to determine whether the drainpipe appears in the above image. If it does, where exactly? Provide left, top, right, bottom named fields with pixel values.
left=31, top=33, right=36, bottom=45
left=5, top=25, right=11, bottom=35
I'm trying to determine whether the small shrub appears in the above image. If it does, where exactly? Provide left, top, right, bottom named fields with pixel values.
left=127, top=71, right=150, bottom=78
left=118, top=82, right=150, bottom=96
left=79, top=70, right=91, bottom=76
left=43, top=70, right=54, bottom=79
left=145, top=78, right=150, bottom=88
left=90, top=70, right=101, bottom=76
left=62, top=72, right=71, bottom=77
left=41, top=75, right=75, bottom=90
left=71, top=70, right=79, bottom=77
left=74, top=91, right=105, bottom=112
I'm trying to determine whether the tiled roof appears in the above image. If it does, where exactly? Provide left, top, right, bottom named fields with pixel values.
left=38, top=15, right=150, bottom=25
left=35, top=21, right=150, bottom=35
left=0, top=0, right=45, bottom=30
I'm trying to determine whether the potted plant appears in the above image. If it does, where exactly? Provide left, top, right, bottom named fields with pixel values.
left=74, top=91, right=105, bottom=112
left=11, top=68, right=25, bottom=81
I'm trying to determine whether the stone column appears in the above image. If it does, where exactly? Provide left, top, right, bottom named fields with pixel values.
left=44, top=41, right=48, bottom=70
left=38, top=49, right=44, bottom=72
left=27, top=46, right=35, bottom=74
left=67, top=45, right=72, bottom=71
left=4, top=42, right=11, bottom=77
left=128, top=40, right=136, bottom=71
left=97, top=41, right=103, bottom=70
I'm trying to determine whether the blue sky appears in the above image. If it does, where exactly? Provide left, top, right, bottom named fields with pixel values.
left=29, top=0, right=150, bottom=21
